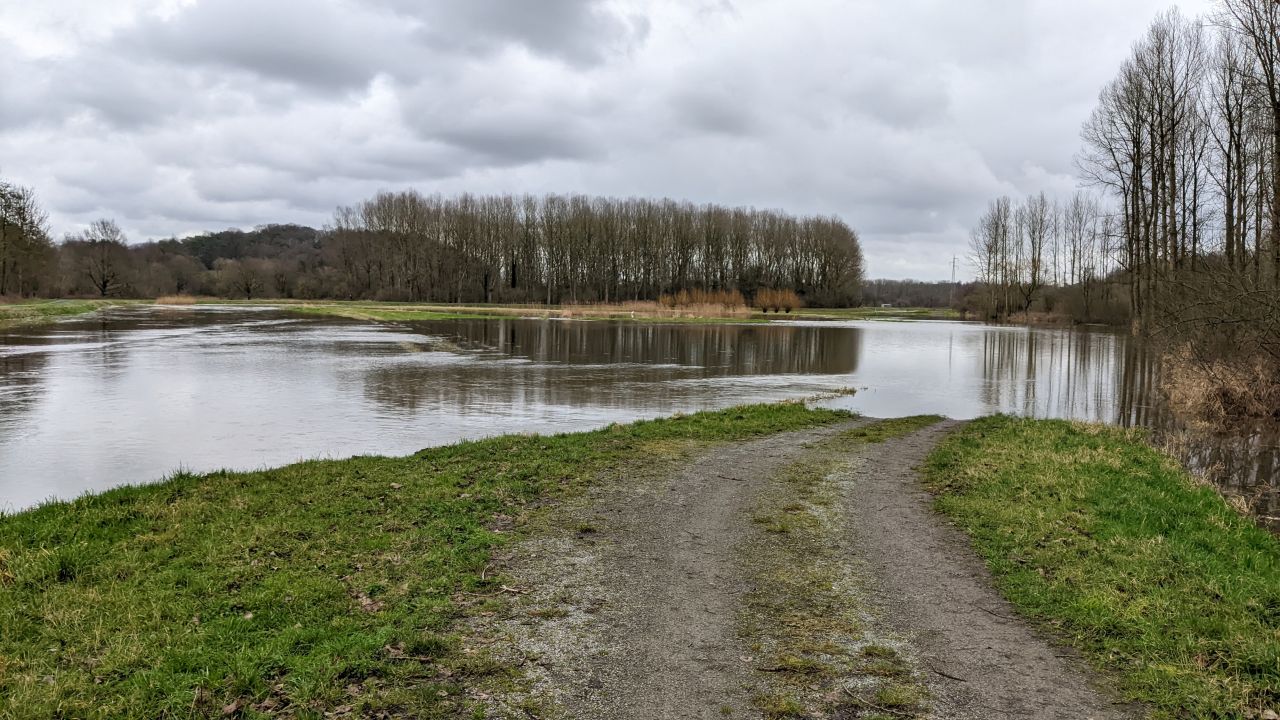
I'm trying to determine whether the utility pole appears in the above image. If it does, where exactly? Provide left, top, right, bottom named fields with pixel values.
left=949, top=255, right=957, bottom=307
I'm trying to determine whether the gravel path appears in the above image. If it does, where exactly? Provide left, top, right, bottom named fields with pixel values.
left=476, top=419, right=1140, bottom=720
left=517, top=422, right=863, bottom=719
left=842, top=421, right=1140, bottom=720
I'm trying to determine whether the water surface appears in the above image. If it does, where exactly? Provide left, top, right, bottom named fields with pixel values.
left=1, top=306, right=1274, bottom=524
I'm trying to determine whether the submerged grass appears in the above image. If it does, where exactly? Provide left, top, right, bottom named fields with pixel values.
left=287, top=300, right=766, bottom=325
left=925, top=416, right=1280, bottom=718
left=0, top=299, right=142, bottom=327
left=284, top=302, right=523, bottom=323
left=0, top=403, right=849, bottom=719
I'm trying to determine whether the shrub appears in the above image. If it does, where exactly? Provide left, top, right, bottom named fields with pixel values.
left=1151, top=270, right=1280, bottom=422
left=1162, top=345, right=1280, bottom=422
left=753, top=289, right=802, bottom=313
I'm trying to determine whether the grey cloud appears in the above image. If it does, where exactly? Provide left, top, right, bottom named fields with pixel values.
left=0, top=0, right=1220, bottom=280
left=122, top=0, right=419, bottom=90
left=384, top=0, right=648, bottom=66
left=840, top=66, right=951, bottom=129
left=435, top=123, right=600, bottom=166
left=668, top=77, right=762, bottom=137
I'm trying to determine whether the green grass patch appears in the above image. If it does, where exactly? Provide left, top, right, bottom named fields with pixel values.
left=791, top=306, right=961, bottom=322
left=286, top=300, right=771, bottom=325
left=0, top=402, right=849, bottom=719
left=285, top=303, right=517, bottom=322
left=925, top=416, right=1280, bottom=718
left=0, top=300, right=142, bottom=327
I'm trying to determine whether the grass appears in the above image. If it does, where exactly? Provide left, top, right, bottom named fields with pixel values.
left=5, top=298, right=962, bottom=327
left=206, top=299, right=957, bottom=325
left=0, top=402, right=849, bottom=719
left=0, top=299, right=143, bottom=327
left=285, top=303, right=519, bottom=323
left=839, top=415, right=944, bottom=444
left=791, top=306, right=961, bottom=322
left=285, top=300, right=767, bottom=325
left=742, top=417, right=941, bottom=719
left=925, top=416, right=1280, bottom=718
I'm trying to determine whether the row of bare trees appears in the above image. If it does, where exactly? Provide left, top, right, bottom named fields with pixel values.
left=972, top=3, right=1278, bottom=323
left=970, top=1, right=1279, bottom=418
left=0, top=182, right=866, bottom=307
left=969, top=192, right=1120, bottom=321
left=326, top=192, right=864, bottom=306
left=1077, top=3, right=1278, bottom=321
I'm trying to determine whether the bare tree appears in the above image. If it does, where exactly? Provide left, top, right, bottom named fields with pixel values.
left=322, top=192, right=865, bottom=306
left=1219, top=0, right=1280, bottom=285
left=77, top=219, right=129, bottom=297
left=0, top=178, right=53, bottom=297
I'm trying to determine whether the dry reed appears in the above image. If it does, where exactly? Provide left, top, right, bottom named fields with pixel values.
left=562, top=299, right=751, bottom=320
left=754, top=289, right=803, bottom=313
left=1161, top=345, right=1280, bottom=422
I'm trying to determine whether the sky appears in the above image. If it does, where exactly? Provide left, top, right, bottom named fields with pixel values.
left=0, top=0, right=1214, bottom=280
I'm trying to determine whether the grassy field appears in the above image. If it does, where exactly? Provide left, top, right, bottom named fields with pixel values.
left=0, top=299, right=143, bottom=328
left=926, top=417, right=1280, bottom=718
left=259, top=300, right=957, bottom=325
left=790, top=306, right=962, bottom=321
left=276, top=300, right=765, bottom=324
left=284, top=302, right=527, bottom=323
left=2, top=297, right=964, bottom=327
left=0, top=403, right=850, bottom=719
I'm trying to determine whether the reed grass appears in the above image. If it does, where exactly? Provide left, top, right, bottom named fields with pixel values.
left=1161, top=345, right=1280, bottom=421
left=754, top=289, right=803, bottom=313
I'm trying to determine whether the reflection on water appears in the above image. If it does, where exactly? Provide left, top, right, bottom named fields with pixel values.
left=365, top=320, right=861, bottom=413
left=954, top=324, right=1278, bottom=526
left=0, top=307, right=1275, bottom=528
left=1157, top=426, right=1280, bottom=527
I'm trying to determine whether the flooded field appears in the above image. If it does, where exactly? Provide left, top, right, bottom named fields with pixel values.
left=1, top=306, right=1275, bottom=523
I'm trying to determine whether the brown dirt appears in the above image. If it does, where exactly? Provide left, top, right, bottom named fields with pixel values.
left=842, top=421, right=1141, bottom=720
left=469, top=419, right=1141, bottom=720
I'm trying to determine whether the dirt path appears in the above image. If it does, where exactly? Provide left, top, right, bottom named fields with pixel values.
left=471, top=420, right=1138, bottom=720
left=841, top=422, right=1139, bottom=720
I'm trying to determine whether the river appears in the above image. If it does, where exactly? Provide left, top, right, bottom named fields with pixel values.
left=1, top=305, right=1275, bottom=524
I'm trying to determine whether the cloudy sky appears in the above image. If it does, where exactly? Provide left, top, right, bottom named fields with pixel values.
left=1, top=0, right=1212, bottom=280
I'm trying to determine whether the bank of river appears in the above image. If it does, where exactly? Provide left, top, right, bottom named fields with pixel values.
left=1, top=305, right=1275, bottom=529
left=0, top=299, right=143, bottom=327
left=2, top=405, right=1275, bottom=719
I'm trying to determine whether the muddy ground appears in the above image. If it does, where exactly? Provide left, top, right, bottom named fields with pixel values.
left=461, top=419, right=1139, bottom=720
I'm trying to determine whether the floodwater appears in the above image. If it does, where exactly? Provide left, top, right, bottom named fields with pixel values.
left=0, top=306, right=1275, bottom=525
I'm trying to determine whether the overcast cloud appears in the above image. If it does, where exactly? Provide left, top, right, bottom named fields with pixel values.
left=0, top=0, right=1213, bottom=280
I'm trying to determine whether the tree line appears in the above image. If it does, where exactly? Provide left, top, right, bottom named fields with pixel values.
left=861, top=278, right=965, bottom=308
left=0, top=178, right=52, bottom=297
left=970, top=1, right=1278, bottom=323
left=968, top=191, right=1121, bottom=322
left=1079, top=2, right=1278, bottom=321
left=968, top=0, right=1279, bottom=419
left=327, top=191, right=863, bottom=306
left=0, top=185, right=865, bottom=307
